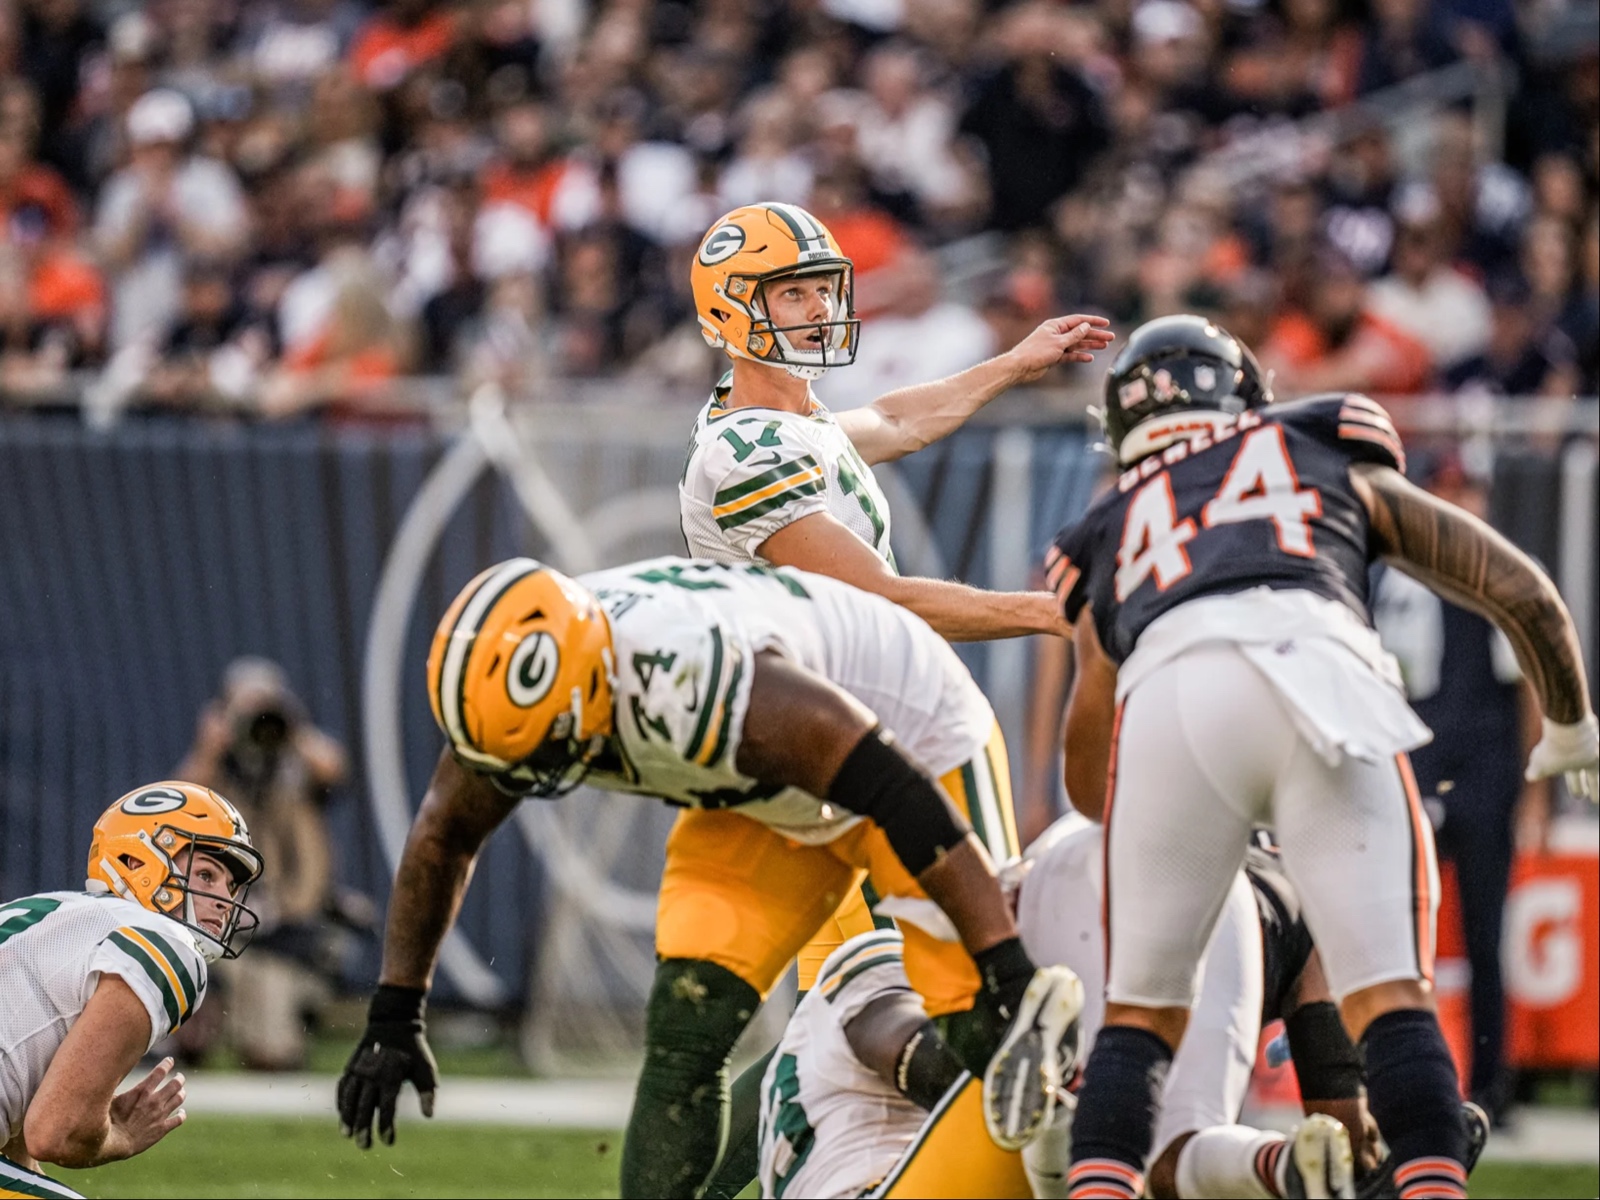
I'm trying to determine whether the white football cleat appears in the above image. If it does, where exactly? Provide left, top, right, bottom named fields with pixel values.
left=982, top=965, right=1085, bottom=1152
left=1284, top=1113, right=1356, bottom=1199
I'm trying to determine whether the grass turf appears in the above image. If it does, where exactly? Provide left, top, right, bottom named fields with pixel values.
left=49, top=1118, right=1598, bottom=1198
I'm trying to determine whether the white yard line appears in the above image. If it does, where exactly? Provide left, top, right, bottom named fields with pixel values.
left=180, top=1074, right=635, bottom=1129
left=176, top=1075, right=1599, bottom=1164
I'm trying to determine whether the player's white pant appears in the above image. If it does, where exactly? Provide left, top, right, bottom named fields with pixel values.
left=1017, top=820, right=1262, bottom=1153
left=1105, top=643, right=1438, bottom=1008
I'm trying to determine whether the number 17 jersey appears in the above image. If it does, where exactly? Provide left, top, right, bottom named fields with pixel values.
left=680, top=379, right=895, bottom=567
left=1047, top=394, right=1406, bottom=665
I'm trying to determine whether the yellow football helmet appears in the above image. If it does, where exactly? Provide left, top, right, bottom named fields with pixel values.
left=691, top=202, right=859, bottom=380
left=86, top=781, right=264, bottom=961
left=427, top=558, right=615, bottom=795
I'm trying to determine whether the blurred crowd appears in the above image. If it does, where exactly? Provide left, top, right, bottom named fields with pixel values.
left=0, top=0, right=1594, bottom=420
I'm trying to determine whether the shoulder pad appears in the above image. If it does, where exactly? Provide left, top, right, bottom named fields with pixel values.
left=1271, top=393, right=1406, bottom=473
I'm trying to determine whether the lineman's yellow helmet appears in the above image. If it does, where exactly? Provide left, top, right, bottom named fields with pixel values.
left=691, top=203, right=859, bottom=380
left=86, top=781, right=264, bottom=961
left=427, top=558, right=615, bottom=795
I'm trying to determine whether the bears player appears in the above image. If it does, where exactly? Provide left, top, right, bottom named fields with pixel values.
left=755, top=821, right=1409, bottom=1200
left=0, top=782, right=262, bottom=1199
left=334, top=556, right=1082, bottom=1198
left=1045, top=315, right=1598, bottom=1200
left=682, top=201, right=1112, bottom=1192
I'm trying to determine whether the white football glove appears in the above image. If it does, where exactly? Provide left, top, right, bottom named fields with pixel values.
left=1525, top=713, right=1600, bottom=800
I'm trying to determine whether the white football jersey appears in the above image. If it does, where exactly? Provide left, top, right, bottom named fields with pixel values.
left=758, top=931, right=925, bottom=1199
left=679, top=381, right=895, bottom=568
left=579, top=557, right=993, bottom=844
left=0, top=891, right=209, bottom=1143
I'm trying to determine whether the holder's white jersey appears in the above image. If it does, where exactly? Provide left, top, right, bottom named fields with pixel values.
left=679, top=383, right=895, bottom=568
left=0, top=891, right=209, bottom=1143
left=579, top=558, right=993, bottom=844
left=758, top=931, right=925, bottom=1199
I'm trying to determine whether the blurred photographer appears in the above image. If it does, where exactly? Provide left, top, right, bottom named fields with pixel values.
left=176, top=657, right=355, bottom=1070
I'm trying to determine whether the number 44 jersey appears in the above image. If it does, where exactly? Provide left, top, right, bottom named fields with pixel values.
left=679, top=382, right=895, bottom=568
left=1048, top=394, right=1407, bottom=666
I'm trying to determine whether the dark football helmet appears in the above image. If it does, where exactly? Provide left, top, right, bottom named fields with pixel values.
left=1101, top=315, right=1272, bottom=464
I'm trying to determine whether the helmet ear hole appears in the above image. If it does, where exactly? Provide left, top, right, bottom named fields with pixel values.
left=118, top=852, right=145, bottom=872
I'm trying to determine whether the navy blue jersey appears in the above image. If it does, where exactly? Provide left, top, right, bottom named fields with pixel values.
left=1046, top=394, right=1405, bottom=665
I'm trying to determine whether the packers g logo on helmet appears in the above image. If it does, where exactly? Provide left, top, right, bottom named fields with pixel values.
left=691, top=203, right=860, bottom=381
left=428, top=559, right=615, bottom=795
left=87, top=780, right=264, bottom=962
left=121, top=785, right=189, bottom=815
left=697, top=222, right=746, bottom=266
left=507, top=631, right=560, bottom=708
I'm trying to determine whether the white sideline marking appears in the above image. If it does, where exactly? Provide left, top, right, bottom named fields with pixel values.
left=173, top=1074, right=1599, bottom=1163
left=179, top=1073, right=635, bottom=1129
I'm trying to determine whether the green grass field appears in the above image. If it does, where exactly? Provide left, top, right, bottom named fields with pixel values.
left=49, top=1117, right=1599, bottom=1199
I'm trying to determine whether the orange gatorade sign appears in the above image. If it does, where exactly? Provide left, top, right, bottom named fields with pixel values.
left=1249, top=820, right=1599, bottom=1108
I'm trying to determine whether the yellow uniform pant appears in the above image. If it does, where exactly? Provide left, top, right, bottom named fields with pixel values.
left=656, top=724, right=1018, bottom=1018
left=872, top=1076, right=1033, bottom=1199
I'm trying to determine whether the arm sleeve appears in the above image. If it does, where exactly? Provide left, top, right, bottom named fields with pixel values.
left=89, top=923, right=209, bottom=1047
left=698, top=420, right=829, bottom=558
left=1045, top=529, right=1091, bottom=623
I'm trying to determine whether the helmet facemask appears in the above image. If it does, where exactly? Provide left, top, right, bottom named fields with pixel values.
left=95, top=828, right=264, bottom=962
left=722, top=261, right=860, bottom=380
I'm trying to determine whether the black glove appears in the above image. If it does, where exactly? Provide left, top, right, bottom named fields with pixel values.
left=337, top=984, right=440, bottom=1148
left=973, top=936, right=1035, bottom=1024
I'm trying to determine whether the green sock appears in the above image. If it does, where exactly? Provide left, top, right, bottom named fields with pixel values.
left=620, top=960, right=760, bottom=1199
left=699, top=1043, right=779, bottom=1199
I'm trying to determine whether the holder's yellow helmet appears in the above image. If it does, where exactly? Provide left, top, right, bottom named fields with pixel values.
left=427, top=558, right=615, bottom=795
left=691, top=203, right=859, bottom=380
left=86, top=781, right=264, bottom=962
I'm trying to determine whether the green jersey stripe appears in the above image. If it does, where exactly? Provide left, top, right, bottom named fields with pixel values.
left=768, top=1053, right=817, bottom=1199
left=107, top=931, right=181, bottom=1031
left=818, top=933, right=902, bottom=989
left=713, top=455, right=821, bottom=506
left=828, top=953, right=904, bottom=999
left=959, top=761, right=990, bottom=850
left=683, top=626, right=726, bottom=764
left=703, top=651, right=743, bottom=768
left=0, top=1157, right=79, bottom=1200
left=715, top=478, right=826, bottom=531
left=139, top=927, right=200, bottom=1013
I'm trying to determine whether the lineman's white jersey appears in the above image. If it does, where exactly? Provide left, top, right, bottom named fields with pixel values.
left=679, top=383, right=895, bottom=568
left=0, top=891, right=209, bottom=1144
left=758, top=931, right=925, bottom=1199
left=575, top=558, right=994, bottom=844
